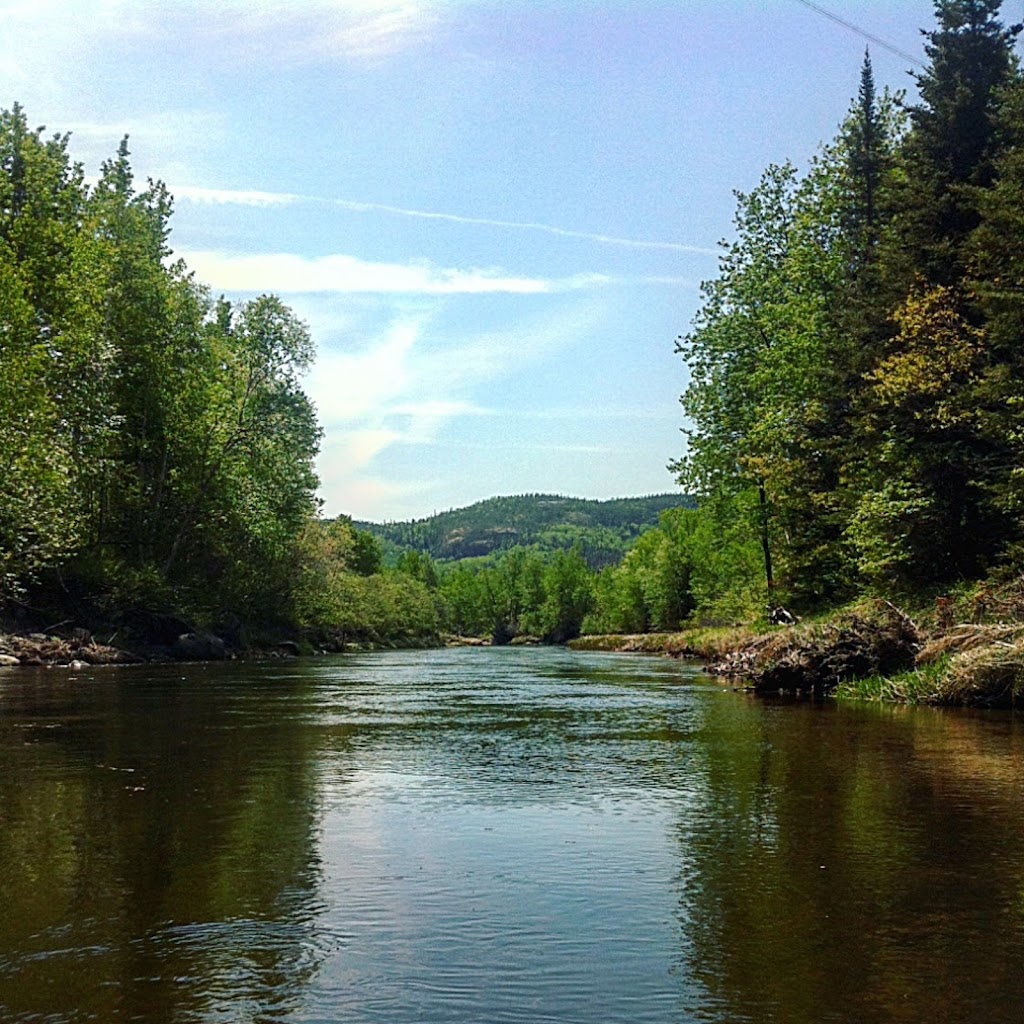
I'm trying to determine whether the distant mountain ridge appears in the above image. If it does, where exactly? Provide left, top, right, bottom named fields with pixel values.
left=355, top=492, right=693, bottom=566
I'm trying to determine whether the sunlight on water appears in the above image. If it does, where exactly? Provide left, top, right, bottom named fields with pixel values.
left=1, top=647, right=1023, bottom=1022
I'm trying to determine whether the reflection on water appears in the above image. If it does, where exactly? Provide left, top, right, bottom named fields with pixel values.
left=0, top=647, right=1022, bottom=1022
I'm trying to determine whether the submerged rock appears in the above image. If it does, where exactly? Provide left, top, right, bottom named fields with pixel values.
left=172, top=632, right=228, bottom=661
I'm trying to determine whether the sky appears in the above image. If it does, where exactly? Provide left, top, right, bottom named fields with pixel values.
left=1, top=0, right=947, bottom=522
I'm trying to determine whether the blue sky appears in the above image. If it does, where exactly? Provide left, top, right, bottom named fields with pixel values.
left=2, top=0, right=943, bottom=521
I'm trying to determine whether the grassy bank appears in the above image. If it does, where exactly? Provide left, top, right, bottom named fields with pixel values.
left=574, top=590, right=1024, bottom=709
left=835, top=624, right=1024, bottom=707
left=568, top=625, right=766, bottom=660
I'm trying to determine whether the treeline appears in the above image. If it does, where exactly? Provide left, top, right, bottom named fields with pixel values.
left=415, top=501, right=754, bottom=643
left=0, top=105, right=438, bottom=645
left=0, top=102, right=697, bottom=650
left=358, top=493, right=689, bottom=566
left=674, top=0, right=1024, bottom=613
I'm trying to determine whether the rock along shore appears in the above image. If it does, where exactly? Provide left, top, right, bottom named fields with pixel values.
left=0, top=630, right=141, bottom=668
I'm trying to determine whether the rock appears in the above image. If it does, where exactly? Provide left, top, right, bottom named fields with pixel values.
left=276, top=640, right=302, bottom=657
left=124, top=611, right=193, bottom=646
left=69, top=660, right=87, bottom=670
left=0, top=654, right=20, bottom=667
left=172, top=632, right=228, bottom=661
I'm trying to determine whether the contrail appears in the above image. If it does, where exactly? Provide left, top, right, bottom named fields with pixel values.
left=325, top=197, right=719, bottom=255
left=171, top=184, right=718, bottom=256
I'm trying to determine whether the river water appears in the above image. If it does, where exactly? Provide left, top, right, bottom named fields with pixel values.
left=0, top=646, right=1022, bottom=1023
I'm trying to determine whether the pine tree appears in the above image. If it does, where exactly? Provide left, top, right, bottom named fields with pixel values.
left=846, top=1, right=1022, bottom=587
left=897, top=0, right=1021, bottom=286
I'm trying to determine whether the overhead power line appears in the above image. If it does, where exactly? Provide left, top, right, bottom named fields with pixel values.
left=790, top=0, right=926, bottom=68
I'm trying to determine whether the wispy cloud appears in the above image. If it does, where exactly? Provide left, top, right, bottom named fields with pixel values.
left=316, top=1, right=438, bottom=61
left=206, top=0, right=441, bottom=63
left=512, top=405, right=683, bottom=422
left=1, top=0, right=440, bottom=72
left=178, top=249, right=611, bottom=295
left=447, top=440, right=627, bottom=454
left=314, top=448, right=432, bottom=520
left=172, top=185, right=718, bottom=255
left=70, top=110, right=226, bottom=153
left=303, top=299, right=608, bottom=517
left=169, top=184, right=295, bottom=207
left=318, top=198, right=719, bottom=255
left=306, top=320, right=419, bottom=425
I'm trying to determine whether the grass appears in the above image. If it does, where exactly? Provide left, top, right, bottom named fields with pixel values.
left=568, top=624, right=767, bottom=660
left=838, top=636, right=1024, bottom=708
left=836, top=656, right=950, bottom=704
left=577, top=587, right=1024, bottom=708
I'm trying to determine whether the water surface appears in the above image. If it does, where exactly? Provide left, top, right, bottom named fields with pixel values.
left=0, top=647, right=1022, bottom=1023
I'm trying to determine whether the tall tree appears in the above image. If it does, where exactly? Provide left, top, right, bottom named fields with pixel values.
left=846, top=1, right=1022, bottom=587
left=895, top=0, right=1021, bottom=286
left=0, top=107, right=87, bottom=593
left=674, top=158, right=857, bottom=606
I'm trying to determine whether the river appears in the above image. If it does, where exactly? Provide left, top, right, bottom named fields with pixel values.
left=0, top=646, right=1022, bottom=1023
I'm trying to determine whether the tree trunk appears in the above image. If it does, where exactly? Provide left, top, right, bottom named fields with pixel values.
left=758, top=478, right=775, bottom=596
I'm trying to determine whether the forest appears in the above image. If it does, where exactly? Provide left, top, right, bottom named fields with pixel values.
left=405, top=0, right=1024, bottom=651
left=0, top=107, right=442, bottom=649
left=3, top=0, right=1024, bottom=670
left=357, top=493, right=689, bottom=565
left=674, top=0, right=1024, bottom=614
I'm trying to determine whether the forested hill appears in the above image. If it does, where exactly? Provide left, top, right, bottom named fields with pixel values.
left=355, top=493, right=693, bottom=566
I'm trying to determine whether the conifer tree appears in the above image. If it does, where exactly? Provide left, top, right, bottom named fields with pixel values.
left=845, top=0, right=1023, bottom=587
left=896, top=0, right=1020, bottom=286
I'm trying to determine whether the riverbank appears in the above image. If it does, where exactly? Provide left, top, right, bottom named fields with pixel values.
left=571, top=597, right=1024, bottom=708
left=0, top=630, right=142, bottom=668
left=0, top=622, right=444, bottom=669
left=10, top=604, right=1023, bottom=707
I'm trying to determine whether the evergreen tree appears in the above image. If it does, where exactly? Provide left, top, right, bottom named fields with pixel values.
left=846, top=0, right=1022, bottom=587
left=896, top=0, right=1021, bottom=286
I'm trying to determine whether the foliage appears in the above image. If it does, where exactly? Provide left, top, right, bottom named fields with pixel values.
left=583, top=501, right=764, bottom=633
left=674, top=2, right=1024, bottom=608
left=0, top=105, right=439, bottom=647
left=436, top=544, right=593, bottom=644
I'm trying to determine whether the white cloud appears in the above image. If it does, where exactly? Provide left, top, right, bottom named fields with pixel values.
left=315, top=457, right=432, bottom=522
left=2, top=0, right=440, bottom=70
left=177, top=249, right=610, bottom=296
left=332, top=427, right=406, bottom=472
left=303, top=299, right=607, bottom=517
left=316, top=429, right=434, bottom=520
left=315, top=1, right=439, bottom=61
left=198, top=0, right=441, bottom=63
left=391, top=400, right=491, bottom=420
left=512, top=405, right=683, bottom=422
left=306, top=320, right=419, bottom=425
left=69, top=111, right=226, bottom=160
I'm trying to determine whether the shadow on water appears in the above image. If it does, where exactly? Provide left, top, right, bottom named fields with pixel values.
left=0, top=662, right=330, bottom=1023
left=672, top=695, right=1024, bottom=1023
